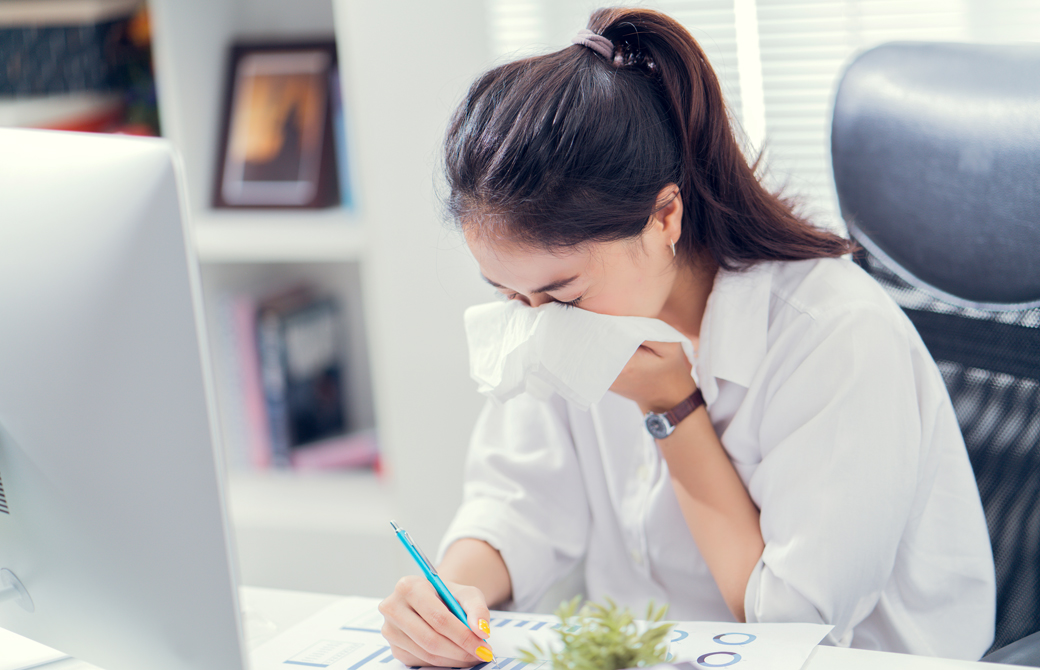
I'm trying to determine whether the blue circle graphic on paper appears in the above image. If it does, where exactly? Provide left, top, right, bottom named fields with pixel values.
left=713, top=633, right=757, bottom=645
left=696, top=651, right=741, bottom=667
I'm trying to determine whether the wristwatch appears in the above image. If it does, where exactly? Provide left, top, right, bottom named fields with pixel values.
left=644, top=388, right=705, bottom=439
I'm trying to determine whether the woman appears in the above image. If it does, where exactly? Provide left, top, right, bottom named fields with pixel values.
left=379, top=7, right=995, bottom=665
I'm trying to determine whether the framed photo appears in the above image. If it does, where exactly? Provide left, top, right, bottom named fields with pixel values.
left=213, top=41, right=339, bottom=208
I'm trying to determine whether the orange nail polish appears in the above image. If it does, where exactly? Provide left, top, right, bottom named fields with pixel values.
left=475, top=646, right=494, bottom=662
left=478, top=619, right=491, bottom=637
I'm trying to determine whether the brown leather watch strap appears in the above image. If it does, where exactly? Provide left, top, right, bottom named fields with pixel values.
left=663, top=388, right=705, bottom=428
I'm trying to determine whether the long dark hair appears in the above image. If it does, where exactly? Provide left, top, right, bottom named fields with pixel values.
left=444, top=7, right=853, bottom=271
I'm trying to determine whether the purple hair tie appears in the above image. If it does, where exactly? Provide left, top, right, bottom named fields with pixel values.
left=571, top=28, right=614, bottom=60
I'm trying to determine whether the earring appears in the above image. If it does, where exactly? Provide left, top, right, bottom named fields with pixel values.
left=670, top=240, right=676, bottom=257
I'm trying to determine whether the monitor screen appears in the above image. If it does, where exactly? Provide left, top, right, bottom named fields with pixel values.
left=0, top=128, right=246, bottom=670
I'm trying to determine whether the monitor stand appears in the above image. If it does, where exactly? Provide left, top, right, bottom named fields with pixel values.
left=0, top=568, right=34, bottom=613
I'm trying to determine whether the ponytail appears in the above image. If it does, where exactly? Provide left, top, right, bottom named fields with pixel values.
left=444, top=7, right=853, bottom=270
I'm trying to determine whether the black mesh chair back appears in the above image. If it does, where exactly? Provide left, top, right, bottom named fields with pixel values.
left=831, top=41, right=1040, bottom=656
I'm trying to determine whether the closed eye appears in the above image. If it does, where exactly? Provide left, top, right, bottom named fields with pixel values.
left=490, top=287, right=582, bottom=307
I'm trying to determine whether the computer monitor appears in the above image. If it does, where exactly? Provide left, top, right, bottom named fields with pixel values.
left=0, top=128, right=246, bottom=670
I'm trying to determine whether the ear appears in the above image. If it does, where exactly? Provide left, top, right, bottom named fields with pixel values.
left=651, top=184, right=683, bottom=247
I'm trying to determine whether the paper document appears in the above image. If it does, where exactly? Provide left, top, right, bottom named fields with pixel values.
left=0, top=627, right=69, bottom=670
left=250, top=596, right=831, bottom=670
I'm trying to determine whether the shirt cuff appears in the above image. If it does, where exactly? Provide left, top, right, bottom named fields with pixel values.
left=744, top=558, right=849, bottom=647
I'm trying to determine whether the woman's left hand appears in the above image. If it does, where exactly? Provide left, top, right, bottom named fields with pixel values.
left=609, top=341, right=697, bottom=414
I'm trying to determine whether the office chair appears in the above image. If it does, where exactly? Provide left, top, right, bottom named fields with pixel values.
left=831, top=42, right=1040, bottom=664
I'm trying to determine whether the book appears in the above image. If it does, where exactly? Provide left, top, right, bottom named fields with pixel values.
left=254, top=286, right=374, bottom=469
left=0, top=3, right=160, bottom=136
left=233, top=295, right=273, bottom=469
left=289, top=429, right=378, bottom=471
left=0, top=1, right=140, bottom=26
left=328, top=64, right=355, bottom=211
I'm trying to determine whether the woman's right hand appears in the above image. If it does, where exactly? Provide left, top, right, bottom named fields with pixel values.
left=378, top=575, right=495, bottom=667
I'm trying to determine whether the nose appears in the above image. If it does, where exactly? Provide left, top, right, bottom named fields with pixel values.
left=528, top=294, right=555, bottom=307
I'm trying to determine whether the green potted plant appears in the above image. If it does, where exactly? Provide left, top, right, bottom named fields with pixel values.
left=518, top=597, right=675, bottom=670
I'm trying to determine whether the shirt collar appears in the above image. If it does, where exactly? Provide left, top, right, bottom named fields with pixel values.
left=695, top=262, right=773, bottom=405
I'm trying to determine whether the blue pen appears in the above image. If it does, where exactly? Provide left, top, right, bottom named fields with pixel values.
left=390, top=520, right=497, bottom=665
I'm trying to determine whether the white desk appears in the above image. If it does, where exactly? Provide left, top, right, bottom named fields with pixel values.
left=0, top=586, right=1013, bottom=670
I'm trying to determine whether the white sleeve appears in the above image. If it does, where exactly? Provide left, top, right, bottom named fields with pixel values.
left=743, top=304, right=922, bottom=646
left=437, top=393, right=590, bottom=611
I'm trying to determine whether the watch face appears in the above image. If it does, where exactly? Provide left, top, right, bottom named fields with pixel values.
left=645, top=414, right=672, bottom=439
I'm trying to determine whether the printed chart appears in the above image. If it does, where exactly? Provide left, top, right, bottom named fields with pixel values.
left=250, top=597, right=831, bottom=670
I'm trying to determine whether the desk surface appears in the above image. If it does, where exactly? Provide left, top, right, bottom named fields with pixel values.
left=0, top=586, right=1012, bottom=670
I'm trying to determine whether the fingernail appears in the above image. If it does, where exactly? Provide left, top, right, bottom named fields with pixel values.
left=478, top=619, right=491, bottom=637
left=475, top=646, right=494, bottom=662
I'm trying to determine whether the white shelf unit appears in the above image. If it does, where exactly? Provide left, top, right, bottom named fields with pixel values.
left=149, top=0, right=493, bottom=597
left=193, top=211, right=368, bottom=263
left=226, top=469, right=398, bottom=598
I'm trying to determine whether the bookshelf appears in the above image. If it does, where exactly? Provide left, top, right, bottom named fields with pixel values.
left=148, top=0, right=492, bottom=597
left=193, top=211, right=368, bottom=263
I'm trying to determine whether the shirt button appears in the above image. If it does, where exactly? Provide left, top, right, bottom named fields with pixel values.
left=631, top=549, right=643, bottom=565
left=637, top=465, right=649, bottom=481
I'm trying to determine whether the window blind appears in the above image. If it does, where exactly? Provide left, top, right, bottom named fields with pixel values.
left=756, top=0, right=968, bottom=228
left=486, top=0, right=546, bottom=59
left=485, top=0, right=1040, bottom=233
left=484, top=0, right=745, bottom=126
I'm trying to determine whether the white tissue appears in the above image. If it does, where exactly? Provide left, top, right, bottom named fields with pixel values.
left=464, top=300, right=695, bottom=410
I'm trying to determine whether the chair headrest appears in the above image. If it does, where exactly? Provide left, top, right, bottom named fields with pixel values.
left=831, top=42, right=1040, bottom=309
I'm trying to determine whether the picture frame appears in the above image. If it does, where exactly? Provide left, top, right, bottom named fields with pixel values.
left=213, top=41, right=340, bottom=208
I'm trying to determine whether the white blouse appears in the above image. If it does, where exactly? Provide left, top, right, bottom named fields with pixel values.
left=438, top=257, right=996, bottom=660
